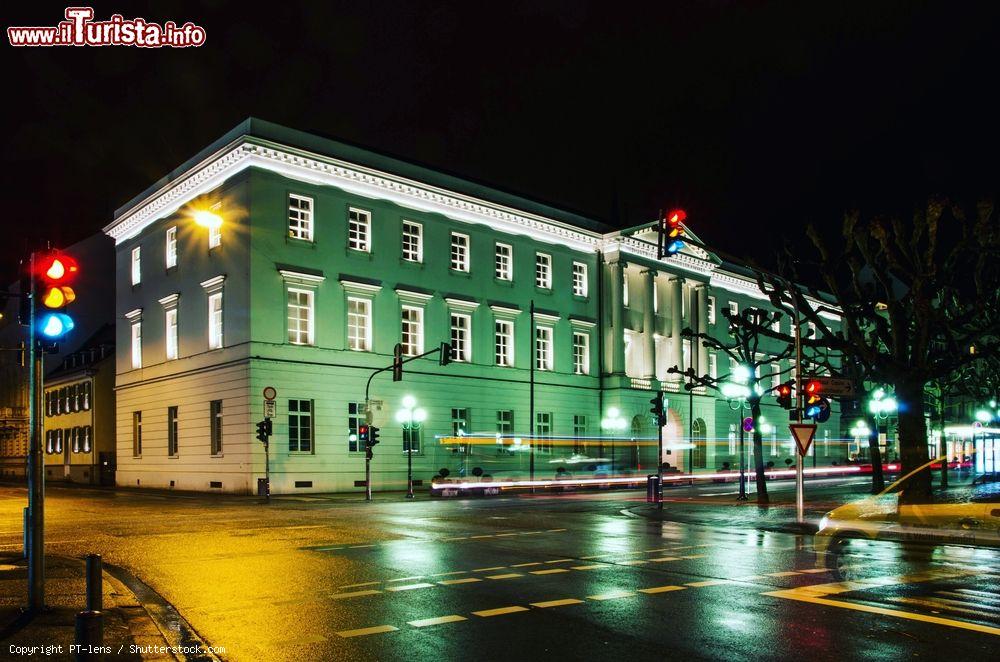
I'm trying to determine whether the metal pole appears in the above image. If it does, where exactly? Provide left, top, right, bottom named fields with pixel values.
left=264, top=440, right=270, bottom=502
left=529, top=300, right=535, bottom=489
left=365, top=453, right=372, bottom=501
left=688, top=341, right=694, bottom=476
left=85, top=554, right=102, bottom=611
left=27, top=251, right=45, bottom=612
left=406, top=424, right=414, bottom=499
left=738, top=404, right=748, bottom=500
left=792, top=287, right=804, bottom=524
left=657, top=393, right=664, bottom=509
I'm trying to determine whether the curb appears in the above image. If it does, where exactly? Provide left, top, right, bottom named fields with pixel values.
left=623, top=505, right=821, bottom=535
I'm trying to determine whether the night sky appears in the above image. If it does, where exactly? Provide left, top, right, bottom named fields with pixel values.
left=3, top=0, right=999, bottom=281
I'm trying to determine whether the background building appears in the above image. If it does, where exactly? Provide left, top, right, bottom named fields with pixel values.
left=104, top=119, right=843, bottom=494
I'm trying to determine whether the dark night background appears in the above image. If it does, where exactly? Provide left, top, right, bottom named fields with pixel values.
left=3, top=0, right=1000, bottom=281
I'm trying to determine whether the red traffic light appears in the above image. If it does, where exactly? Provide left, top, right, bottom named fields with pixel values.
left=805, top=380, right=822, bottom=395
left=665, top=209, right=687, bottom=227
left=777, top=384, right=792, bottom=397
left=39, top=253, right=79, bottom=284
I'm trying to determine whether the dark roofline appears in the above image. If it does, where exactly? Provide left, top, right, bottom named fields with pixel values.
left=114, top=118, right=613, bottom=235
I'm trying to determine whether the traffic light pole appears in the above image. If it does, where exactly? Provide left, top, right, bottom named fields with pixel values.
left=26, top=251, right=45, bottom=612
left=792, top=289, right=805, bottom=525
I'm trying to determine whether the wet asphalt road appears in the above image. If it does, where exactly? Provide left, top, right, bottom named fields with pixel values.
left=0, top=479, right=997, bottom=661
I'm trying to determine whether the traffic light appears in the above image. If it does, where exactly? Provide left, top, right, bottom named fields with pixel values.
left=804, top=379, right=830, bottom=421
left=369, top=426, right=381, bottom=447
left=36, top=252, right=79, bottom=341
left=256, top=420, right=269, bottom=443
left=264, top=418, right=273, bottom=436
left=659, top=208, right=687, bottom=258
left=439, top=341, right=451, bottom=366
left=776, top=382, right=793, bottom=409
left=649, top=392, right=666, bottom=426
left=358, top=424, right=370, bottom=446
left=392, top=343, right=403, bottom=382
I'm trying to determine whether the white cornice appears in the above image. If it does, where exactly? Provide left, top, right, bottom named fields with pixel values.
left=532, top=311, right=560, bottom=323
left=710, top=270, right=841, bottom=321
left=157, top=293, right=179, bottom=307
left=489, top=305, right=522, bottom=317
left=395, top=288, right=434, bottom=302
left=279, top=269, right=326, bottom=285
left=569, top=318, right=597, bottom=328
left=608, top=237, right=718, bottom=279
left=105, top=139, right=605, bottom=251
left=200, top=275, right=226, bottom=291
left=341, top=280, right=383, bottom=295
left=124, top=308, right=142, bottom=321
left=445, top=297, right=481, bottom=310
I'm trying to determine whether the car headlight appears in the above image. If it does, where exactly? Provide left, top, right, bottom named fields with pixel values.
left=818, top=515, right=830, bottom=531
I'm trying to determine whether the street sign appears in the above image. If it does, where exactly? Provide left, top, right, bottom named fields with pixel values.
left=807, top=377, right=855, bottom=398
left=263, top=386, right=277, bottom=400
left=789, top=423, right=818, bottom=457
left=264, top=399, right=276, bottom=418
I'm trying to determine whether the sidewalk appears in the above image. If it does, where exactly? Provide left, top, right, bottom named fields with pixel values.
left=0, top=553, right=173, bottom=660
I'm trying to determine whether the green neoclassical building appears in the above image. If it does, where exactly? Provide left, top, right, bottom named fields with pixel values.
left=103, top=119, right=843, bottom=494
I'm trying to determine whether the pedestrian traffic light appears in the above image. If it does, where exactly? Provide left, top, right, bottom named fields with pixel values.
left=776, top=382, right=793, bottom=409
left=358, top=424, right=370, bottom=446
left=35, top=251, right=79, bottom=341
left=439, top=342, right=451, bottom=366
left=392, top=343, right=404, bottom=382
left=649, top=391, right=666, bottom=426
left=369, top=426, right=381, bottom=447
left=659, top=208, right=687, bottom=258
left=264, top=418, right=273, bottom=436
left=256, top=420, right=269, bottom=443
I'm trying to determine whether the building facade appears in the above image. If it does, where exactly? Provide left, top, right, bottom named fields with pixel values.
left=104, top=119, right=843, bottom=494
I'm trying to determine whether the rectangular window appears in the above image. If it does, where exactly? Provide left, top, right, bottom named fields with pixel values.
left=167, top=406, right=178, bottom=457
left=130, top=246, right=141, bottom=285
left=535, top=326, right=553, bottom=371
left=71, top=427, right=79, bottom=453
left=403, top=425, right=421, bottom=454
left=729, top=300, right=739, bottom=318
left=287, top=288, right=314, bottom=345
left=573, top=414, right=588, bottom=453
left=535, top=253, right=551, bottom=289
left=708, top=296, right=716, bottom=324
left=288, top=194, right=314, bottom=241
left=208, top=292, right=223, bottom=349
left=572, top=332, right=590, bottom=375
left=808, top=322, right=817, bottom=339
left=347, top=298, right=371, bottom=351
left=82, top=382, right=91, bottom=410
left=451, top=407, right=469, bottom=454
left=729, top=356, right=738, bottom=376
left=653, top=280, right=659, bottom=313
left=450, top=233, right=469, bottom=272
left=495, top=243, right=512, bottom=281
left=208, top=223, right=221, bottom=249
left=348, top=208, right=370, bottom=252
left=165, top=308, right=178, bottom=360
left=624, top=275, right=630, bottom=307
left=450, top=313, right=471, bottom=362
left=535, top=412, right=552, bottom=453
left=494, top=319, right=513, bottom=367
left=772, top=362, right=782, bottom=388
left=289, top=399, right=313, bottom=453
left=82, top=425, right=91, bottom=453
left=132, top=411, right=142, bottom=457
left=572, top=262, right=588, bottom=297
left=130, top=321, right=142, bottom=369
left=401, top=306, right=424, bottom=356
left=401, top=220, right=422, bottom=262
left=210, top=400, right=223, bottom=455
left=709, top=353, right=717, bottom=379
left=165, top=227, right=177, bottom=268
left=348, top=402, right=365, bottom=452
left=70, top=384, right=79, bottom=412
left=772, top=317, right=781, bottom=333
left=496, top=410, right=513, bottom=435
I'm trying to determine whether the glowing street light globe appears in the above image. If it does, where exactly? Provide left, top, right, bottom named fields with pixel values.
left=975, top=409, right=993, bottom=424
left=402, top=395, right=416, bottom=409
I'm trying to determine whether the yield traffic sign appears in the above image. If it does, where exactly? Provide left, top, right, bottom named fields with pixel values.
left=789, top=423, right=817, bottom=457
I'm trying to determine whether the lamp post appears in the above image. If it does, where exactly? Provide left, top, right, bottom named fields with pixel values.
left=601, top=407, right=627, bottom=475
left=722, top=380, right=751, bottom=501
left=395, top=395, right=426, bottom=499
left=869, top=388, right=898, bottom=463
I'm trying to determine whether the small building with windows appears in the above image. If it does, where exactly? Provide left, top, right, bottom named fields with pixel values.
left=104, top=119, right=843, bottom=494
left=43, top=325, right=116, bottom=485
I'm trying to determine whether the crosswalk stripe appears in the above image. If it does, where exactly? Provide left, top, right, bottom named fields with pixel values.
left=588, top=590, right=635, bottom=601
left=336, top=625, right=397, bottom=638
left=330, top=590, right=381, bottom=599
left=888, top=596, right=989, bottom=617
left=486, top=573, right=523, bottom=580
left=530, top=569, right=570, bottom=575
left=939, top=590, right=1000, bottom=604
left=386, top=583, right=434, bottom=592
left=530, top=598, right=585, bottom=608
left=571, top=565, right=603, bottom=571
left=638, top=585, right=687, bottom=594
left=439, top=578, right=482, bottom=585
left=686, top=580, right=731, bottom=587
left=473, top=606, right=529, bottom=617
left=409, top=615, right=466, bottom=627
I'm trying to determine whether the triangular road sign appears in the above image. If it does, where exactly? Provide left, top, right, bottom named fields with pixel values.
left=789, top=423, right=818, bottom=457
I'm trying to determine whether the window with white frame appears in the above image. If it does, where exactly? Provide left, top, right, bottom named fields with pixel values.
left=82, top=382, right=91, bottom=410
left=348, top=402, right=365, bottom=452
left=535, top=253, right=551, bottom=289
left=572, top=262, right=588, bottom=297
left=729, top=356, right=738, bottom=376
left=496, top=410, right=513, bottom=435
left=709, top=352, right=717, bottom=379
left=210, top=400, right=223, bottom=455
left=208, top=292, right=223, bottom=349
left=82, top=425, right=92, bottom=453
left=451, top=408, right=469, bottom=436
left=288, top=399, right=313, bottom=452
left=573, top=414, right=588, bottom=453
left=165, top=227, right=177, bottom=268
left=623, top=274, right=630, bottom=307
left=401, top=306, right=424, bottom=356
left=167, top=406, right=178, bottom=457
left=535, top=412, right=552, bottom=452
left=495, top=243, right=512, bottom=281
left=808, top=321, right=817, bottom=339
left=348, top=208, right=371, bottom=252
left=130, top=321, right=142, bottom=369
left=132, top=411, right=142, bottom=457
left=287, top=288, right=314, bottom=345
left=288, top=194, right=314, bottom=241
left=208, top=223, right=221, bottom=249
left=728, top=423, right=737, bottom=455
left=401, top=220, right=422, bottom=262
left=450, top=233, right=469, bottom=272
left=165, top=308, right=178, bottom=360
left=708, top=296, right=716, bottom=324
left=347, top=298, right=371, bottom=351
left=572, top=331, right=590, bottom=375
left=535, top=326, right=553, bottom=371
left=403, top=422, right=421, bottom=454
left=728, top=300, right=739, bottom=318
left=494, top=319, right=513, bottom=367
left=772, top=362, right=782, bottom=388
left=130, top=246, right=141, bottom=285
left=450, top=313, right=471, bottom=362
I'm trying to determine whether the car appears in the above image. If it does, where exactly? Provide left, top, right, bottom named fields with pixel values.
left=815, top=455, right=1000, bottom=578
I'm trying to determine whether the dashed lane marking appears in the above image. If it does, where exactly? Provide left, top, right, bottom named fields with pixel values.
left=486, top=573, right=523, bottom=580
left=429, top=571, right=467, bottom=577
left=472, top=566, right=506, bottom=572
left=338, top=581, right=380, bottom=589
left=620, top=560, right=649, bottom=566
left=409, top=615, right=467, bottom=627
left=495, top=533, right=518, bottom=537
left=638, top=585, right=687, bottom=594
left=571, top=565, right=603, bottom=571
left=439, top=578, right=482, bottom=586
left=473, top=606, right=529, bottom=617
left=545, top=559, right=573, bottom=564
left=686, top=580, right=732, bottom=587
left=766, top=571, right=802, bottom=577
left=336, top=625, right=398, bottom=638
left=330, top=590, right=382, bottom=600
left=470, top=535, right=494, bottom=539
left=386, top=576, right=424, bottom=583
left=511, top=562, right=542, bottom=568
left=587, top=590, right=635, bottom=601
left=648, top=557, right=681, bottom=563
left=530, top=568, right=569, bottom=575
left=386, top=583, right=435, bottom=592
left=798, top=568, right=831, bottom=574
left=530, top=598, right=585, bottom=608
left=349, top=544, right=375, bottom=549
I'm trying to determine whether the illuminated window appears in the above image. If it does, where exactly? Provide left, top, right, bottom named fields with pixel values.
left=623, top=274, right=630, bottom=307
left=401, top=306, right=424, bottom=356
left=165, top=308, right=178, bottom=360
left=289, top=399, right=313, bottom=453
left=535, top=326, right=553, bottom=371
left=82, top=425, right=91, bottom=453
left=495, top=243, right=512, bottom=281
left=347, top=298, right=371, bottom=351
left=451, top=233, right=469, bottom=272
left=132, top=411, right=142, bottom=457
left=573, top=415, right=588, bottom=453
left=165, top=227, right=177, bottom=268
left=535, top=253, right=551, bottom=289
left=288, top=194, right=314, bottom=241
left=709, top=352, right=717, bottom=379
left=496, top=410, right=513, bottom=435
left=208, top=292, right=223, bottom=349
left=535, top=412, right=552, bottom=453
left=494, top=319, right=513, bottom=367
left=130, top=321, right=142, bottom=369
left=130, top=246, right=141, bottom=285
left=402, top=221, right=422, bottom=262
left=450, top=313, right=471, bottom=362
left=167, top=406, right=178, bottom=457
left=728, top=300, right=738, bottom=318
left=82, top=382, right=91, bottom=410
left=287, top=288, right=314, bottom=345
left=572, top=262, right=588, bottom=297
left=210, top=400, right=223, bottom=456
left=348, top=208, right=370, bottom=252
left=208, top=224, right=221, bottom=249
left=708, top=296, right=716, bottom=324
left=347, top=402, right=365, bottom=452
left=573, top=332, right=590, bottom=375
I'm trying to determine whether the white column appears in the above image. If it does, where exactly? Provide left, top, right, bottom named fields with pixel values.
left=668, top=275, right=683, bottom=383
left=641, top=268, right=656, bottom=379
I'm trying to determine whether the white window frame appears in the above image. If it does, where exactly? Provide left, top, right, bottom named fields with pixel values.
left=772, top=317, right=781, bottom=333
left=572, top=262, right=588, bottom=297
left=130, top=246, right=141, bottom=285
left=572, top=331, right=590, bottom=375
left=401, top=220, right=423, bottom=262
left=450, top=313, right=472, bottom=362
left=653, top=280, right=659, bottom=313
left=401, top=305, right=424, bottom=356
left=207, top=292, right=223, bottom=350
left=287, top=288, right=315, bottom=345
left=130, top=321, right=142, bottom=369
left=535, top=325, right=553, bottom=371
left=347, top=297, right=372, bottom=351
left=535, top=253, right=552, bottom=289
left=708, top=352, right=717, bottom=379
left=165, top=227, right=177, bottom=268
left=728, top=300, right=739, bottom=318
left=450, top=232, right=470, bottom=272
left=165, top=308, right=178, bottom=360
left=288, top=194, right=314, bottom=241
left=495, top=319, right=513, bottom=367
left=348, top=207, right=371, bottom=252
left=623, top=274, right=630, bottom=307
left=708, top=296, right=716, bottom=324
left=208, top=224, right=221, bottom=249
left=495, top=243, right=512, bottom=281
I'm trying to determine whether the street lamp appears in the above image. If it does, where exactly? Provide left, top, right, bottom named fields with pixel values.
left=722, top=380, right=751, bottom=501
left=193, top=209, right=223, bottom=229
left=395, top=395, right=426, bottom=499
left=869, top=388, right=898, bottom=460
left=600, top=407, right=627, bottom=474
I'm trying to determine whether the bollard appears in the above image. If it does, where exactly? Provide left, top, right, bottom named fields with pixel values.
left=74, top=610, right=103, bottom=661
left=85, top=554, right=102, bottom=611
